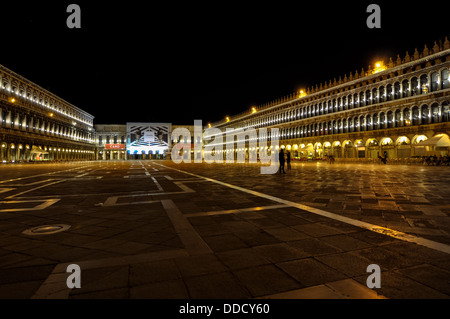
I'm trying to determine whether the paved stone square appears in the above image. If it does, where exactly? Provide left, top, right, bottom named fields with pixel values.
left=0, top=160, right=449, bottom=299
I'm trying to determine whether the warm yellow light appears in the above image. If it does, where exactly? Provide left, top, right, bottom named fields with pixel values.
left=226, top=117, right=230, bottom=122
left=298, top=89, right=307, bottom=98
left=416, top=135, right=427, bottom=143
left=50, top=113, right=54, bottom=117
left=372, top=61, right=387, bottom=74
left=208, top=123, right=211, bottom=128
left=251, top=107, right=257, bottom=114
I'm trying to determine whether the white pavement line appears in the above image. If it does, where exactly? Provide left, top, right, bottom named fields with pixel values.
left=101, top=181, right=196, bottom=206
left=164, top=175, right=206, bottom=182
left=4, top=179, right=55, bottom=187
left=75, top=172, right=90, bottom=178
left=156, top=163, right=450, bottom=255
left=32, top=249, right=189, bottom=299
left=0, top=165, right=90, bottom=184
left=0, top=188, right=15, bottom=194
left=184, top=204, right=290, bottom=218
left=5, top=180, right=66, bottom=199
left=151, top=176, right=164, bottom=192
left=161, top=199, right=213, bottom=256
left=0, top=199, right=60, bottom=212
left=173, top=181, right=196, bottom=193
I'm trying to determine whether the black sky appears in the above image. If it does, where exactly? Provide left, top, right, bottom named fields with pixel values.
left=2, top=1, right=449, bottom=125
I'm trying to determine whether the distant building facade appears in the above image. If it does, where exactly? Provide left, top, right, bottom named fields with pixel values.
left=94, top=124, right=127, bottom=160
left=94, top=122, right=172, bottom=160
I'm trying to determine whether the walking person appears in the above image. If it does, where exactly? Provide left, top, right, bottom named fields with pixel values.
left=279, top=149, right=286, bottom=174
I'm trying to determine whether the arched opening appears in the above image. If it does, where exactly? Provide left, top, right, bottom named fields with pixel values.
left=431, top=103, right=439, bottom=123
left=412, top=106, right=420, bottom=125
left=379, top=112, right=386, bottom=129
left=402, top=79, right=409, bottom=98
left=323, top=142, right=332, bottom=157
left=394, top=82, right=401, bottom=99
left=386, top=111, right=394, bottom=128
left=359, top=115, right=365, bottom=131
left=396, top=136, right=411, bottom=158
left=380, top=137, right=394, bottom=159
left=355, top=139, right=365, bottom=158
left=332, top=141, right=342, bottom=158
left=344, top=140, right=354, bottom=158
left=421, top=104, right=429, bottom=124
left=411, top=77, right=419, bottom=96
left=441, top=69, right=449, bottom=90
left=372, top=88, right=378, bottom=104
left=365, top=90, right=371, bottom=105
left=366, top=115, right=372, bottom=131
left=366, top=138, right=379, bottom=159
left=379, top=86, right=385, bottom=102
left=372, top=114, right=378, bottom=130
left=442, top=101, right=449, bottom=122
left=395, top=109, right=401, bottom=127
left=420, top=74, right=429, bottom=94
left=403, top=108, right=411, bottom=126
left=386, top=84, right=393, bottom=101
left=431, top=72, right=439, bottom=92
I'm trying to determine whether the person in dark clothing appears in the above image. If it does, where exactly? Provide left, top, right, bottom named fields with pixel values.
left=378, top=152, right=387, bottom=164
left=279, top=149, right=286, bottom=174
left=286, top=150, right=291, bottom=170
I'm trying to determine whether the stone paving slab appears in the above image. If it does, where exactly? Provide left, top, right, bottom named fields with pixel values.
left=0, top=160, right=450, bottom=299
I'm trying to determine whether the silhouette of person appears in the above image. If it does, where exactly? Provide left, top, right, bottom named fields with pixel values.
left=279, top=149, right=286, bottom=174
left=378, top=152, right=387, bottom=164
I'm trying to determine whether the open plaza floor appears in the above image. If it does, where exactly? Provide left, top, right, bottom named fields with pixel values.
left=0, top=160, right=449, bottom=299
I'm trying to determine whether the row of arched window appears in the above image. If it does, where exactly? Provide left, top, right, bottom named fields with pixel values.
left=244, top=68, right=450, bottom=129
left=278, top=101, right=450, bottom=139
left=0, top=107, right=93, bottom=143
left=0, top=71, right=94, bottom=126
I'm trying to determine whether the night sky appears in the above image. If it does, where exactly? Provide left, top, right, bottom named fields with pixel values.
left=2, top=1, right=449, bottom=125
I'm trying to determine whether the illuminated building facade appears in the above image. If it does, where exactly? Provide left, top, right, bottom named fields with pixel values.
left=0, top=64, right=95, bottom=162
left=206, top=38, right=450, bottom=161
left=94, top=124, right=127, bottom=160
left=94, top=123, right=172, bottom=160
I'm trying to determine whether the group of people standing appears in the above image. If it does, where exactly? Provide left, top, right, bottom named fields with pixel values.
left=278, top=149, right=291, bottom=174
